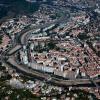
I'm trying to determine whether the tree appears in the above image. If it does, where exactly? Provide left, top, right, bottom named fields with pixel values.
left=0, top=36, right=3, bottom=44
left=47, top=42, right=56, bottom=50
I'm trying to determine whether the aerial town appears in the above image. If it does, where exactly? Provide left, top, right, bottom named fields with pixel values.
left=0, top=0, right=100, bottom=100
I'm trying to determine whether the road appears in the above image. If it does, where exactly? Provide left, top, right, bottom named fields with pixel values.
left=20, top=15, right=70, bottom=45
left=8, top=45, right=22, bottom=55
left=6, top=57, right=100, bottom=87
left=6, top=15, right=69, bottom=55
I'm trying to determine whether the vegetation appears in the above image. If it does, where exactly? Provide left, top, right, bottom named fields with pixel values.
left=47, top=42, right=56, bottom=50
left=33, top=41, right=56, bottom=53
left=0, top=35, right=3, bottom=44
left=0, top=82, right=41, bottom=100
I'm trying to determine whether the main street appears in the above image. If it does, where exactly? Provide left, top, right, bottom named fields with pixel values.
left=6, top=57, right=100, bottom=87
